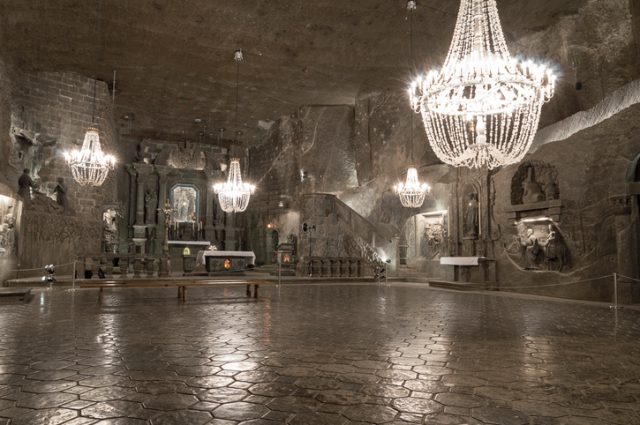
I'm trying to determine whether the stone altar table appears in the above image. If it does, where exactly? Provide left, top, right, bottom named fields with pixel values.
left=198, top=250, right=256, bottom=275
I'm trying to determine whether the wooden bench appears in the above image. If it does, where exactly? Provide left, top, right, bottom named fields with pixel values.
left=79, top=279, right=273, bottom=302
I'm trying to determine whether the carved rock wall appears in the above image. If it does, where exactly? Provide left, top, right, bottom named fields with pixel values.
left=0, top=70, right=123, bottom=271
left=492, top=103, right=640, bottom=300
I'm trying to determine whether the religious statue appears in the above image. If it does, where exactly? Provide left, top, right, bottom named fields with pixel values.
left=144, top=190, right=157, bottom=224
left=522, top=166, right=545, bottom=204
left=464, top=193, right=479, bottom=238
left=53, top=177, right=69, bottom=212
left=545, top=181, right=559, bottom=201
left=521, top=228, right=540, bottom=269
left=543, top=224, right=568, bottom=271
left=17, top=168, right=34, bottom=205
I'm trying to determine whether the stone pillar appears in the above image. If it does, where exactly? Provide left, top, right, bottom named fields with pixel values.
left=132, top=163, right=153, bottom=254
left=225, top=212, right=237, bottom=251
left=125, top=165, right=137, bottom=233
left=155, top=166, right=170, bottom=256
left=205, top=176, right=217, bottom=243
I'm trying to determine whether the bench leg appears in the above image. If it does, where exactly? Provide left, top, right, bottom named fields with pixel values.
left=178, top=287, right=183, bottom=299
left=98, top=287, right=103, bottom=303
left=182, top=286, right=187, bottom=301
left=246, top=284, right=251, bottom=297
left=254, top=284, right=259, bottom=298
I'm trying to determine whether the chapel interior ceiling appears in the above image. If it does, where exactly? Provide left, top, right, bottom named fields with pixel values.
left=0, top=0, right=591, bottom=143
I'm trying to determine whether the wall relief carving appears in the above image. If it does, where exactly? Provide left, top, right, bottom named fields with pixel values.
left=9, top=122, right=57, bottom=180
left=505, top=222, right=570, bottom=272
left=168, top=141, right=206, bottom=170
left=511, top=161, right=559, bottom=205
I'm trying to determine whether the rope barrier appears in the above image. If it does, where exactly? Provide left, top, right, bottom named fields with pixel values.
left=5, top=261, right=76, bottom=273
left=506, top=274, right=615, bottom=290
left=616, top=273, right=640, bottom=283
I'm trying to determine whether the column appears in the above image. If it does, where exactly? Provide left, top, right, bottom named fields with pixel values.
left=132, top=163, right=153, bottom=254
left=156, top=166, right=170, bottom=256
left=205, top=174, right=217, bottom=243
left=225, top=212, right=237, bottom=251
left=125, top=165, right=137, bottom=232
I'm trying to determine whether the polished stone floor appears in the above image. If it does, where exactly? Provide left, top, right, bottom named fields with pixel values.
left=0, top=283, right=638, bottom=425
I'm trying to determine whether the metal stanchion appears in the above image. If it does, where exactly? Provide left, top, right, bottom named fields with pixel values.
left=72, top=260, right=77, bottom=292
left=610, top=273, right=619, bottom=310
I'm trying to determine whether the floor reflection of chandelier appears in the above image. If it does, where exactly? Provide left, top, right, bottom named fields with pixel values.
left=64, top=127, right=116, bottom=187
left=395, top=167, right=431, bottom=208
left=214, top=158, right=255, bottom=213
left=410, top=0, right=556, bottom=169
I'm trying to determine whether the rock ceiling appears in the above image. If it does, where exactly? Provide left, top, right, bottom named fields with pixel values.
left=1, top=0, right=589, bottom=143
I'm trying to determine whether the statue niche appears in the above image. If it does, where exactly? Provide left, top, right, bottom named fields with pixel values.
left=169, top=185, right=202, bottom=241
left=511, top=161, right=559, bottom=205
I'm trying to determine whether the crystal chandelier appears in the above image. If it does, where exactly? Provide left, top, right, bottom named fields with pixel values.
left=395, top=167, right=431, bottom=208
left=410, top=0, right=556, bottom=169
left=64, top=80, right=116, bottom=186
left=64, top=127, right=116, bottom=187
left=214, top=158, right=255, bottom=213
left=395, top=0, right=431, bottom=209
left=213, top=50, right=256, bottom=213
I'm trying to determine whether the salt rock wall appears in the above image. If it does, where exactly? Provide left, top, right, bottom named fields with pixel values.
left=520, top=0, right=636, bottom=128
left=1, top=71, right=122, bottom=269
left=491, top=103, right=640, bottom=301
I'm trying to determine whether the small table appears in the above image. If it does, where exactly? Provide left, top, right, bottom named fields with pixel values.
left=440, top=257, right=494, bottom=285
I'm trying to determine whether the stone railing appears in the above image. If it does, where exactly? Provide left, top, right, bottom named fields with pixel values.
left=77, top=254, right=159, bottom=279
left=301, top=257, right=368, bottom=278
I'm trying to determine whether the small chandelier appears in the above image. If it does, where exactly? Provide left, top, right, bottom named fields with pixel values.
left=395, top=167, right=431, bottom=208
left=214, top=158, right=255, bottom=213
left=395, top=0, right=430, bottom=209
left=410, top=0, right=556, bottom=169
left=64, top=127, right=116, bottom=187
left=65, top=81, right=116, bottom=186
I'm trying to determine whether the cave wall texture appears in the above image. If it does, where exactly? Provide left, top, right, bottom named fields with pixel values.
left=0, top=61, right=122, bottom=271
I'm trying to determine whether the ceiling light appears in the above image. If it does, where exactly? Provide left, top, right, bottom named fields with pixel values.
left=410, top=0, right=555, bottom=169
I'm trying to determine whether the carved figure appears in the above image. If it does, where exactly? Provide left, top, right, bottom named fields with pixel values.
left=53, top=177, right=69, bottom=212
left=144, top=190, right=157, bottom=224
left=522, top=166, right=544, bottom=204
left=17, top=169, right=34, bottom=204
left=464, top=193, right=479, bottom=238
left=543, top=225, right=568, bottom=271
left=521, top=228, right=540, bottom=269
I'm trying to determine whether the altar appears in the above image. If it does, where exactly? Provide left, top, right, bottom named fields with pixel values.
left=198, top=250, right=256, bottom=275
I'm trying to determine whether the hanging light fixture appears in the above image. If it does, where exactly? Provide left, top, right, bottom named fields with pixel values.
left=64, top=80, right=116, bottom=186
left=409, top=0, right=556, bottom=169
left=213, top=50, right=256, bottom=213
left=395, top=0, right=431, bottom=209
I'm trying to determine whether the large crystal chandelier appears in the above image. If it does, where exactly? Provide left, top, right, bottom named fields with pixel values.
left=409, top=0, right=556, bottom=169
left=64, top=81, right=116, bottom=186
left=214, top=158, right=255, bottom=213
left=395, top=167, right=431, bottom=208
left=395, top=0, right=431, bottom=209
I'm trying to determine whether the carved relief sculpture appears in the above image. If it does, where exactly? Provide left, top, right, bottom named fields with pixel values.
left=463, top=192, right=479, bottom=239
left=53, top=177, right=69, bottom=212
left=511, top=161, right=560, bottom=205
left=520, top=228, right=540, bottom=269
left=17, top=169, right=34, bottom=205
left=522, top=166, right=544, bottom=204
